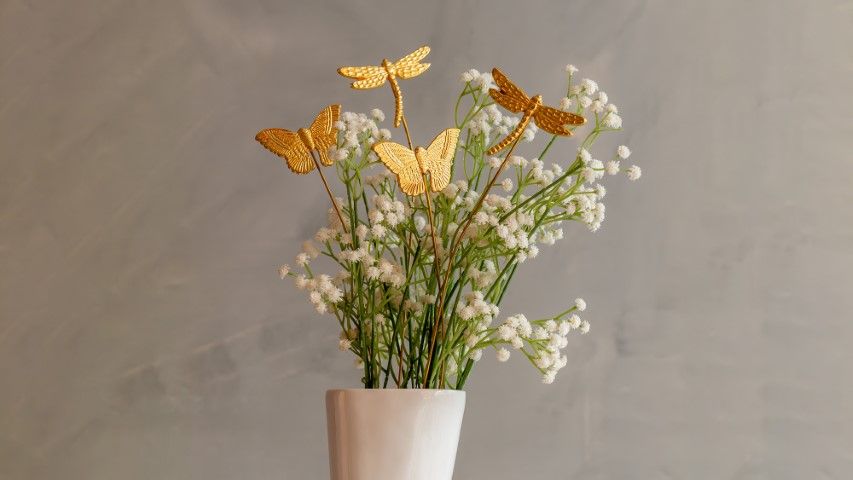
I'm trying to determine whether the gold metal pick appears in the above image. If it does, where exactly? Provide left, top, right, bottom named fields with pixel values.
left=486, top=67, right=586, bottom=155
left=255, top=104, right=348, bottom=231
left=337, top=45, right=431, bottom=128
left=372, top=128, right=460, bottom=329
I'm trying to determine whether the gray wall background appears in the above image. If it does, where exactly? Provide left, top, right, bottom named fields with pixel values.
left=2, top=0, right=852, bottom=479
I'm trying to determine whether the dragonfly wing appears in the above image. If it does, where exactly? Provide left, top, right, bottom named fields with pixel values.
left=489, top=68, right=528, bottom=113
left=337, top=65, right=383, bottom=80
left=255, top=128, right=315, bottom=174
left=533, top=105, right=586, bottom=136
left=309, top=104, right=341, bottom=166
left=424, top=128, right=459, bottom=192
left=489, top=88, right=527, bottom=113
left=352, top=75, right=387, bottom=89
left=372, top=141, right=425, bottom=196
left=395, top=46, right=430, bottom=68
left=396, top=62, right=430, bottom=80
left=338, top=66, right=386, bottom=89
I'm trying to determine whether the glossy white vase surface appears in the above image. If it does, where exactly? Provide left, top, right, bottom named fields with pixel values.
left=326, top=389, right=466, bottom=480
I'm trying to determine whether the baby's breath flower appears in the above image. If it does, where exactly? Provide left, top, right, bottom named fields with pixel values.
left=496, top=348, right=511, bottom=362
left=303, top=241, right=320, bottom=259
left=603, top=112, right=623, bottom=129
left=580, top=320, right=590, bottom=334
left=574, top=298, right=587, bottom=311
left=278, top=265, right=291, bottom=279
left=581, top=78, right=598, bottom=94
left=605, top=160, right=620, bottom=175
left=617, top=145, right=631, bottom=159
left=371, top=224, right=387, bottom=239
left=370, top=108, right=385, bottom=122
left=626, top=165, right=642, bottom=180
left=568, top=314, right=581, bottom=329
left=559, top=97, right=572, bottom=110
left=565, top=64, right=579, bottom=74
left=296, top=252, right=310, bottom=267
left=413, top=215, right=426, bottom=232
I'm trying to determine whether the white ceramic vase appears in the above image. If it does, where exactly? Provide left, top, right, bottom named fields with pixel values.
left=326, top=389, right=466, bottom=480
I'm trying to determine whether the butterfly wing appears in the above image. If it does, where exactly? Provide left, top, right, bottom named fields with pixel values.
left=533, top=105, right=586, bottom=136
left=489, top=67, right=528, bottom=113
left=255, top=128, right=315, bottom=174
left=309, top=104, right=341, bottom=166
left=372, top=141, right=425, bottom=196
left=337, top=66, right=386, bottom=89
left=394, top=45, right=431, bottom=79
left=423, top=128, right=460, bottom=192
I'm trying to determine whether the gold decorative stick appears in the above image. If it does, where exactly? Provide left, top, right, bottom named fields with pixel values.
left=337, top=45, right=431, bottom=128
left=486, top=67, right=585, bottom=155
left=426, top=69, right=587, bottom=385
left=255, top=104, right=348, bottom=232
left=372, top=128, right=460, bottom=386
left=372, top=128, right=459, bottom=259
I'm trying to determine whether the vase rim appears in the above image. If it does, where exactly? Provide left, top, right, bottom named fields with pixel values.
left=326, top=388, right=465, bottom=395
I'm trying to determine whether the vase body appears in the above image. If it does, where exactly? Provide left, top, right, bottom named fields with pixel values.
left=325, top=389, right=466, bottom=480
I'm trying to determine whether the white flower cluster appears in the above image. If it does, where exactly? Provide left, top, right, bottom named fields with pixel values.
left=492, top=303, right=590, bottom=384
left=333, top=110, right=391, bottom=161
left=356, top=193, right=407, bottom=241
left=456, top=291, right=500, bottom=361
left=336, top=242, right=405, bottom=289
left=441, top=180, right=480, bottom=210
left=494, top=210, right=540, bottom=262
left=294, top=270, right=344, bottom=314
left=460, top=68, right=495, bottom=93
left=466, top=104, right=538, bottom=145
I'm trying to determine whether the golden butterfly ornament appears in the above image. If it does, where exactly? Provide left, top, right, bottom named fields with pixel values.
left=338, top=46, right=431, bottom=128
left=372, top=128, right=460, bottom=196
left=254, top=104, right=340, bottom=173
left=487, top=68, right=586, bottom=155
left=254, top=104, right=348, bottom=230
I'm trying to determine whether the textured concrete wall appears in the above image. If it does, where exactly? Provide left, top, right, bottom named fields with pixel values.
left=2, top=1, right=852, bottom=479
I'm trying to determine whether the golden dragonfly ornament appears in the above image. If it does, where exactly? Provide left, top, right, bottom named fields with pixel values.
left=372, top=128, right=459, bottom=196
left=487, top=67, right=586, bottom=155
left=338, top=45, right=431, bottom=128
left=255, top=104, right=348, bottom=231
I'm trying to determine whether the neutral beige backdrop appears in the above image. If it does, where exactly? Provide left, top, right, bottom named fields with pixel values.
left=2, top=0, right=853, bottom=479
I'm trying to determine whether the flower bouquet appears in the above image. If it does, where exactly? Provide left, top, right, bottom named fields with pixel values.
left=254, top=45, right=640, bottom=480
